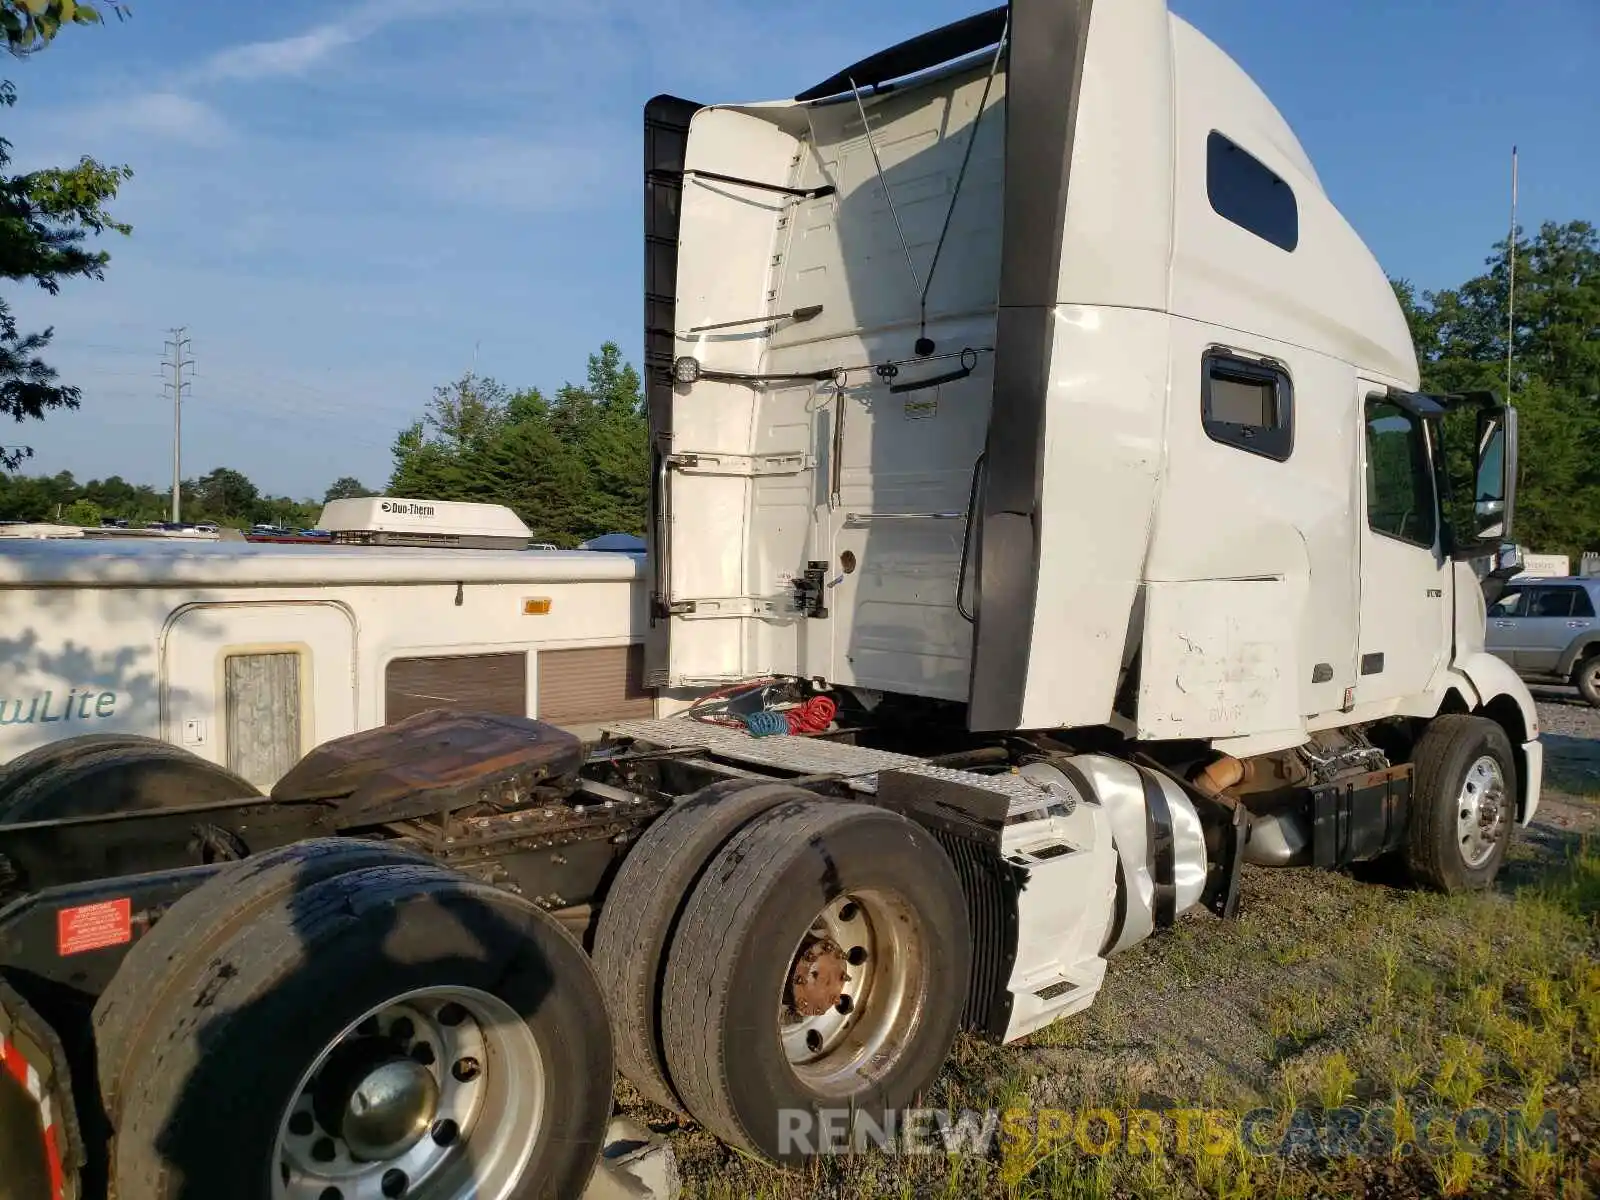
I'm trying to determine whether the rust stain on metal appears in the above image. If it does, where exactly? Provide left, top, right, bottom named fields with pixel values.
left=271, top=710, right=587, bottom=828
left=789, top=937, right=849, bottom=1017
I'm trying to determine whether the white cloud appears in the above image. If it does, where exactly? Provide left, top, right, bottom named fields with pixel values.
left=199, top=22, right=366, bottom=83
left=70, top=92, right=234, bottom=148
left=194, top=0, right=493, bottom=86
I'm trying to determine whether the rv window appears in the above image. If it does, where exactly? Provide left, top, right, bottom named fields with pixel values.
left=385, top=651, right=528, bottom=723
left=1201, top=352, right=1292, bottom=461
left=1206, top=131, right=1299, bottom=252
left=1365, top=398, right=1437, bottom=548
left=225, top=651, right=302, bottom=790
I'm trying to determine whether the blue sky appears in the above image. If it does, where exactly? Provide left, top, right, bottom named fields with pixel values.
left=5, top=0, right=1596, bottom=501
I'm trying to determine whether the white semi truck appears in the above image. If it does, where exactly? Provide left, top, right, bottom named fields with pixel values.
left=0, top=2, right=1539, bottom=1198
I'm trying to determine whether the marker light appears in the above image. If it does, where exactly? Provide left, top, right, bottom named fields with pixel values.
left=673, top=356, right=701, bottom=384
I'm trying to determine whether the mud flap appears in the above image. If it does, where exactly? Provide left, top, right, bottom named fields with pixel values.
left=0, top=979, right=80, bottom=1200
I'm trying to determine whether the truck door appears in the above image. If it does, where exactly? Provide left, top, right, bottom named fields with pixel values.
left=1356, top=387, right=1451, bottom=706
left=162, top=601, right=357, bottom=790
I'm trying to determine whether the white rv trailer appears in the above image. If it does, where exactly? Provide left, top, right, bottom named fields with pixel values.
left=0, top=3, right=1549, bottom=1197
left=0, top=503, right=650, bottom=792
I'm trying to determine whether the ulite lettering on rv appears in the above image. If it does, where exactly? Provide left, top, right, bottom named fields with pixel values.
left=0, top=690, right=118, bottom=725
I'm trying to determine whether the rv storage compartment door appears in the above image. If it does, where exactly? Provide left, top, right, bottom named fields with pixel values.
left=162, top=601, right=357, bottom=790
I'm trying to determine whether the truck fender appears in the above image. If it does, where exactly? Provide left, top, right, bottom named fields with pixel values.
left=0, top=978, right=81, bottom=1200
left=1440, top=653, right=1542, bottom=826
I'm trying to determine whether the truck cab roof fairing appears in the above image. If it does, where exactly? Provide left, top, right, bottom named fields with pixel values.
left=794, top=6, right=1009, bottom=103
left=967, top=0, right=1094, bottom=731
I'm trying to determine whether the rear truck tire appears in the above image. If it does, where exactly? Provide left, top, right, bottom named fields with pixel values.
left=0, top=733, right=173, bottom=811
left=658, top=798, right=971, bottom=1163
left=111, top=862, right=613, bottom=1200
left=1575, top=654, right=1600, bottom=708
left=1405, top=714, right=1516, bottom=893
left=591, top=780, right=812, bottom=1113
left=0, top=743, right=260, bottom=824
left=93, top=837, right=435, bottom=1128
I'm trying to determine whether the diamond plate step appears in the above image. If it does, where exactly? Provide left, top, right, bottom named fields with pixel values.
left=602, top=716, right=1063, bottom=817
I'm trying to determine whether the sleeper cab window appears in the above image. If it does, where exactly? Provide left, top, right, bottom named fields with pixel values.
left=1206, top=131, right=1299, bottom=252
left=1364, top=397, right=1437, bottom=548
left=1201, top=351, right=1293, bottom=460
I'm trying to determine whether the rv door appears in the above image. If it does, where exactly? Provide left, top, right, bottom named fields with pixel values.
left=162, top=601, right=357, bottom=790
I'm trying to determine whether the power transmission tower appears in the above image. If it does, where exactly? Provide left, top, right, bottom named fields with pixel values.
left=162, top=328, right=194, bottom=522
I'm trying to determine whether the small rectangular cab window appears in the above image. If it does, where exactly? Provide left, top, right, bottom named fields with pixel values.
left=1207, top=131, right=1299, bottom=252
left=1364, top=397, right=1437, bottom=548
left=1201, top=351, right=1293, bottom=460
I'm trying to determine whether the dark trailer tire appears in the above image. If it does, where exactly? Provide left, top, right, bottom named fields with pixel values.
left=112, top=862, right=614, bottom=1200
left=93, top=838, right=435, bottom=1127
left=0, top=743, right=259, bottom=825
left=0, top=733, right=172, bottom=809
left=591, top=779, right=810, bottom=1113
left=659, top=799, right=971, bottom=1162
left=0, top=980, right=80, bottom=1200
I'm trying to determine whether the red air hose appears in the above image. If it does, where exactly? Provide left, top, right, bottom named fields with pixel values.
left=785, top=694, right=837, bottom=735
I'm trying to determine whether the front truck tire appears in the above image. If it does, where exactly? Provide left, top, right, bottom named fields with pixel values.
left=1406, top=713, right=1517, bottom=893
left=110, top=862, right=614, bottom=1200
left=659, top=799, right=970, bottom=1164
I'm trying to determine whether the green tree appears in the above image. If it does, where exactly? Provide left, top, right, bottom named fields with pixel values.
left=323, top=476, right=372, bottom=502
left=0, top=1, right=125, bottom=53
left=0, top=6, right=132, bottom=468
left=1398, top=221, right=1600, bottom=558
left=189, top=466, right=259, bottom=524
left=386, top=346, right=651, bottom=547
left=58, top=495, right=97, bottom=525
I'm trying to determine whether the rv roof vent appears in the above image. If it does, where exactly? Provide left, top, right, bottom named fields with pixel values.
left=318, top=498, right=532, bottom=550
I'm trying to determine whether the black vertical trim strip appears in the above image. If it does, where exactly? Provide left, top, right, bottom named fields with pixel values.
left=642, top=95, right=702, bottom=684
left=968, top=0, right=1095, bottom=730
left=1137, top=766, right=1177, bottom=929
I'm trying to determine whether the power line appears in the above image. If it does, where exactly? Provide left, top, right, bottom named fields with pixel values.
left=162, top=328, right=194, bottom=522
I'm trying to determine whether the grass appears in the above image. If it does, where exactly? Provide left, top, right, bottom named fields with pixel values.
left=661, top=828, right=1600, bottom=1199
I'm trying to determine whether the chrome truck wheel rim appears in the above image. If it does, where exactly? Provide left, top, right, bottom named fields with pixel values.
left=273, top=987, right=544, bottom=1200
left=779, top=891, right=926, bottom=1097
left=1457, top=754, right=1508, bottom=869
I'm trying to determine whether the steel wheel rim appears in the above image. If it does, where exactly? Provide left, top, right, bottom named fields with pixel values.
left=777, top=889, right=926, bottom=1098
left=272, top=986, right=544, bottom=1200
left=1456, top=754, right=1508, bottom=869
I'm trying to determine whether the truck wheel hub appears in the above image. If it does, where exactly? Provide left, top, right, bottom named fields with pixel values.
left=1456, top=754, right=1507, bottom=868
left=341, top=1058, right=439, bottom=1161
left=789, top=937, right=849, bottom=1017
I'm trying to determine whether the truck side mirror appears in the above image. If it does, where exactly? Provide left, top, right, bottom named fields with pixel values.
left=1469, top=406, right=1516, bottom=546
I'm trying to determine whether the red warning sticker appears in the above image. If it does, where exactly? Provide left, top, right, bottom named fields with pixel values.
left=57, top=898, right=132, bottom=956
